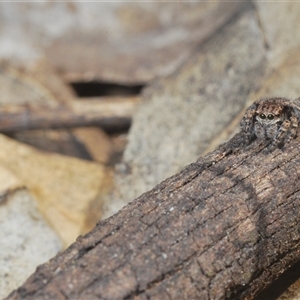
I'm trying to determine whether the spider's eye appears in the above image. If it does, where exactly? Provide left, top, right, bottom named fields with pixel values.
left=267, top=114, right=274, bottom=120
left=259, top=114, right=266, bottom=119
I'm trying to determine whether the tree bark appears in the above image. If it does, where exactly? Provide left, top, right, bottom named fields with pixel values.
left=5, top=132, right=300, bottom=300
left=0, top=96, right=139, bottom=133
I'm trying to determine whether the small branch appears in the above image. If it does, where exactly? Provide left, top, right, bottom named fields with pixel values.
left=0, top=96, right=139, bottom=133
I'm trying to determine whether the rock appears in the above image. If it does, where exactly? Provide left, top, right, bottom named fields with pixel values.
left=0, top=62, right=61, bottom=106
left=0, top=59, right=76, bottom=106
left=0, top=165, right=22, bottom=194
left=0, top=2, right=244, bottom=83
left=255, top=1, right=300, bottom=65
left=250, top=48, right=300, bottom=100
left=103, top=8, right=267, bottom=218
left=0, top=134, right=106, bottom=246
left=72, top=127, right=113, bottom=164
left=0, top=188, right=62, bottom=299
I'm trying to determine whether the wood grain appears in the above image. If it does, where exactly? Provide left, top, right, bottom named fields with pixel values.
left=6, top=132, right=300, bottom=299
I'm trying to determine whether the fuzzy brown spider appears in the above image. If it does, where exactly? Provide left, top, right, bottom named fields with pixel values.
left=240, top=97, right=300, bottom=148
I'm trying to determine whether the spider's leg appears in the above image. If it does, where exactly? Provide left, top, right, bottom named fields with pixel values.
left=272, top=120, right=291, bottom=147
left=293, top=97, right=300, bottom=109
left=254, top=121, right=265, bottom=139
left=287, top=112, right=298, bottom=142
left=240, top=103, right=257, bottom=143
left=291, top=98, right=300, bottom=121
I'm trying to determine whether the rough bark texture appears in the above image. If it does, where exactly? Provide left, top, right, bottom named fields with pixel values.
left=0, top=97, right=138, bottom=133
left=6, top=132, right=300, bottom=300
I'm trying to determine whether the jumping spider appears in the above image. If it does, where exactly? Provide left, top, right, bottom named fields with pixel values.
left=240, top=97, right=300, bottom=149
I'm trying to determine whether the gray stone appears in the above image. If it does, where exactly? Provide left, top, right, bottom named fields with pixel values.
left=255, top=1, right=300, bottom=65
left=0, top=189, right=62, bottom=299
left=103, top=8, right=267, bottom=218
left=0, top=2, right=243, bottom=83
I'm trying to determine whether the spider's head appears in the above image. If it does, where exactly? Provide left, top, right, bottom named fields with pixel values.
left=256, top=112, right=281, bottom=125
left=256, top=101, right=283, bottom=125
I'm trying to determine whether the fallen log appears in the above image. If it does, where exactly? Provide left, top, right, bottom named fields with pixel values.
left=5, top=130, right=300, bottom=299
left=0, top=96, right=139, bottom=133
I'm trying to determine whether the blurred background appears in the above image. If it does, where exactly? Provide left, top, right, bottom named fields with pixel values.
left=1, top=1, right=300, bottom=299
